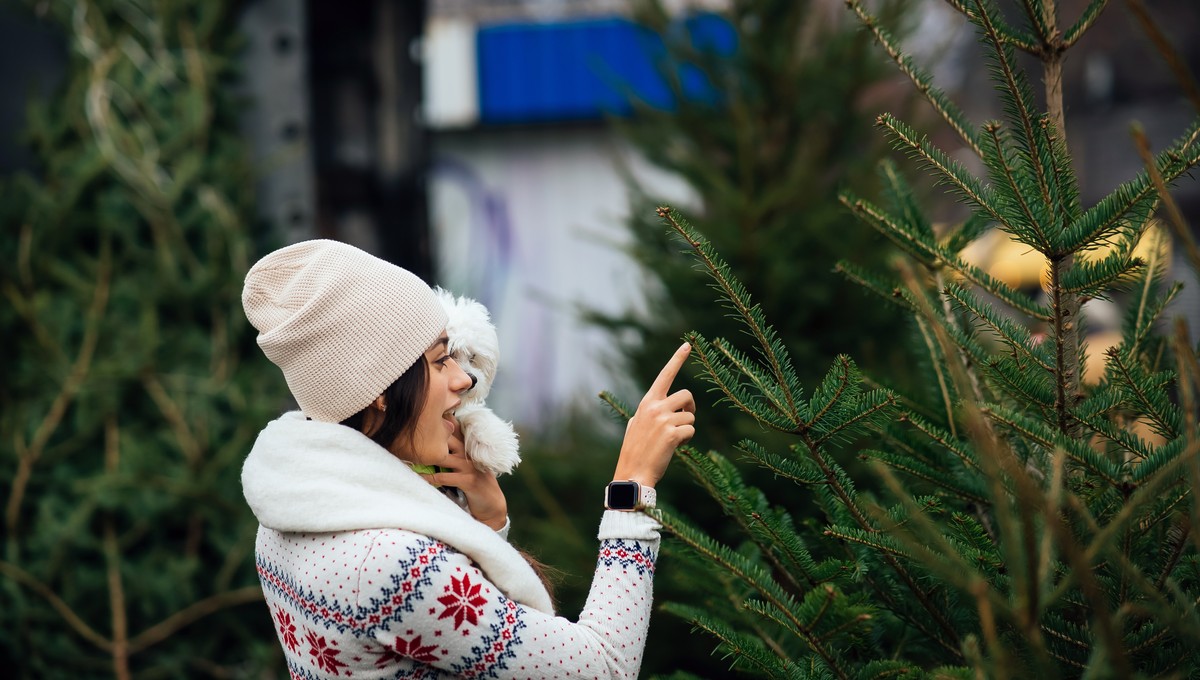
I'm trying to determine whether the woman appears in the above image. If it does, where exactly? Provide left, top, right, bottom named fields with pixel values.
left=240, top=239, right=696, bottom=678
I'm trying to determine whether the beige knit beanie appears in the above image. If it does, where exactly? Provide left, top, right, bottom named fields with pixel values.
left=242, top=239, right=447, bottom=423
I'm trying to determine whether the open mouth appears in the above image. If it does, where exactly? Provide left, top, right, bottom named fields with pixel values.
left=442, top=406, right=459, bottom=434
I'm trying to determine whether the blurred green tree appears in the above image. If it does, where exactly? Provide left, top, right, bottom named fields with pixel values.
left=627, top=0, right=1200, bottom=676
left=0, top=1, right=287, bottom=677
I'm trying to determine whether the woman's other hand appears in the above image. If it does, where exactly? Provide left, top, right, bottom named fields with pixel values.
left=613, top=343, right=695, bottom=488
left=425, top=431, right=509, bottom=531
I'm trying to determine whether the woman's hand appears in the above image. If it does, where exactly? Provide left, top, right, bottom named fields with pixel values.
left=613, top=342, right=696, bottom=488
left=424, top=432, right=509, bottom=531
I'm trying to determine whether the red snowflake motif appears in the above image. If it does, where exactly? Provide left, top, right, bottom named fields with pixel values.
left=374, top=634, right=442, bottom=667
left=393, top=633, right=441, bottom=666
left=273, top=607, right=300, bottom=652
left=436, top=573, right=487, bottom=630
left=305, top=628, right=348, bottom=675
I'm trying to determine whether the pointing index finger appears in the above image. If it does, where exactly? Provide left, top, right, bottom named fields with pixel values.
left=647, top=342, right=692, bottom=399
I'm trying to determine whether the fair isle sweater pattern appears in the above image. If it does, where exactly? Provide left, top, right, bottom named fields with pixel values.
left=256, top=528, right=658, bottom=679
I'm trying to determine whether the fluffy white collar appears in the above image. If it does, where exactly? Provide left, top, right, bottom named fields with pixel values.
left=241, top=411, right=554, bottom=614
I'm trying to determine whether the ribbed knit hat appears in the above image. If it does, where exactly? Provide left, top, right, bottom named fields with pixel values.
left=242, top=239, right=447, bottom=423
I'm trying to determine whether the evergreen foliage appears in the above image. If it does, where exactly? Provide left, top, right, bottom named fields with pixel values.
left=633, top=0, right=1200, bottom=676
left=595, top=0, right=914, bottom=453
left=0, top=1, right=286, bottom=677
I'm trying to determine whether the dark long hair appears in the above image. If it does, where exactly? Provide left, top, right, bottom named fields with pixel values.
left=339, top=355, right=558, bottom=604
left=341, top=357, right=428, bottom=448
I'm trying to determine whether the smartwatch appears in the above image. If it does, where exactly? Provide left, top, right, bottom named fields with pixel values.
left=604, top=480, right=656, bottom=511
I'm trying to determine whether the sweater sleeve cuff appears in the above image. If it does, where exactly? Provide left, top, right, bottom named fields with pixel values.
left=597, top=510, right=661, bottom=541
left=495, top=515, right=511, bottom=541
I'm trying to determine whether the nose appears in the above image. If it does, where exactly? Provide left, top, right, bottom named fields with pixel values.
left=450, top=361, right=473, bottom=393
left=467, top=373, right=479, bottom=390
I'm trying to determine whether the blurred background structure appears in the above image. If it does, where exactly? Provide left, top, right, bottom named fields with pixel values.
left=3, top=0, right=1200, bottom=676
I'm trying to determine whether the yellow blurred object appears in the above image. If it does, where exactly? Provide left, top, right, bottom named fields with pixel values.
left=1082, top=330, right=1123, bottom=385
left=955, top=220, right=1171, bottom=292
left=959, top=228, right=1047, bottom=289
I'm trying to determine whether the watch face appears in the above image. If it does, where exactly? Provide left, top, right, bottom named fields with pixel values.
left=607, top=481, right=639, bottom=509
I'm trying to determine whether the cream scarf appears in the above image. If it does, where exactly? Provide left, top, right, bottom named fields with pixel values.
left=240, top=411, right=554, bottom=614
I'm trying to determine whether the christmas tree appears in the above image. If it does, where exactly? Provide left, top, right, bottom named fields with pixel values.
left=628, top=0, right=1200, bottom=676
left=0, top=1, right=286, bottom=676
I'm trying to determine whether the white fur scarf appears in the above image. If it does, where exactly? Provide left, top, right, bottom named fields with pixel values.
left=241, top=411, right=554, bottom=614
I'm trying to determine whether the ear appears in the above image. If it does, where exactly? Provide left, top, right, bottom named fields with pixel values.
left=372, top=395, right=387, bottom=412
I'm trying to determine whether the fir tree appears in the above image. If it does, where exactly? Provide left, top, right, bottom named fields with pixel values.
left=620, top=0, right=1200, bottom=676
left=0, top=1, right=286, bottom=677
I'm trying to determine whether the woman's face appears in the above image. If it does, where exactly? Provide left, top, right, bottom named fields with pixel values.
left=393, top=332, right=473, bottom=465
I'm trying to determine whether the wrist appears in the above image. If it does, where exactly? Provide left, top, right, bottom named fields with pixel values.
left=479, top=512, right=508, bottom=531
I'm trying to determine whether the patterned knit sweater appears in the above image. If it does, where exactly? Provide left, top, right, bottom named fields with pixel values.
left=242, top=412, right=661, bottom=679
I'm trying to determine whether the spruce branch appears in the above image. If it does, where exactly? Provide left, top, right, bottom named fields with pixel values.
left=902, top=412, right=982, bottom=473
left=746, top=509, right=823, bottom=591
left=980, top=122, right=1050, bottom=250
left=943, top=283, right=1053, bottom=372
left=941, top=0, right=1041, bottom=52
left=1058, top=242, right=1143, bottom=297
left=872, top=114, right=1008, bottom=230
left=807, top=356, right=854, bottom=432
left=973, top=0, right=1059, bottom=232
left=658, top=206, right=800, bottom=420
left=844, top=0, right=983, bottom=158
left=861, top=449, right=990, bottom=504
left=1063, top=0, right=1110, bottom=48
left=1125, top=270, right=1179, bottom=360
left=143, top=374, right=204, bottom=467
left=712, top=338, right=799, bottom=427
left=982, top=405, right=1122, bottom=484
left=676, top=448, right=810, bottom=596
left=1070, top=408, right=1154, bottom=461
left=811, top=390, right=896, bottom=449
left=1104, top=346, right=1181, bottom=440
left=799, top=433, right=966, bottom=657
left=841, top=190, right=1051, bottom=320
left=688, top=333, right=799, bottom=431
left=1060, top=122, right=1200, bottom=253
left=739, top=444, right=827, bottom=486
left=1156, top=519, right=1191, bottom=592
left=834, top=261, right=919, bottom=314
left=915, top=315, right=960, bottom=437
left=822, top=527, right=908, bottom=558
left=125, top=587, right=264, bottom=654
left=943, top=212, right=998, bottom=256
left=598, top=390, right=634, bottom=421
left=653, top=510, right=854, bottom=680
left=660, top=604, right=793, bottom=677
left=879, top=159, right=932, bottom=239
left=1129, top=438, right=1188, bottom=484
left=1131, top=124, right=1200, bottom=277
left=1017, top=0, right=1054, bottom=45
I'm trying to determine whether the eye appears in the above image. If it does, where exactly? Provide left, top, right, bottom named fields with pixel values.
left=434, top=354, right=452, bottom=367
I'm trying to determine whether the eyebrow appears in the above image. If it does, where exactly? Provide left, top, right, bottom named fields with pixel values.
left=426, top=335, right=449, bottom=352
